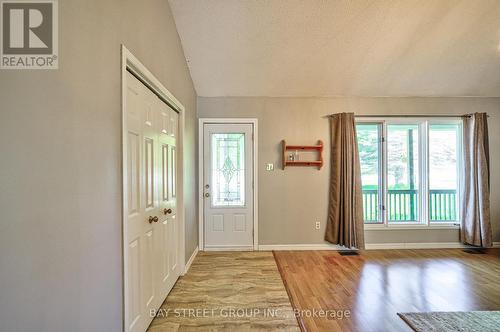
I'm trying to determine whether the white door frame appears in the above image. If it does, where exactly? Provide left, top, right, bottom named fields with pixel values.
left=198, top=118, right=259, bottom=251
left=121, top=45, right=186, bottom=331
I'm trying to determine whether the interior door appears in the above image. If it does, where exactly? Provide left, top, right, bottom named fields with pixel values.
left=125, top=72, right=180, bottom=332
left=156, top=98, right=179, bottom=298
left=203, top=123, right=254, bottom=250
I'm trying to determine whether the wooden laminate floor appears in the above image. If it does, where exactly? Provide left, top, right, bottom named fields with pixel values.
left=274, top=249, right=500, bottom=332
left=148, top=251, right=299, bottom=331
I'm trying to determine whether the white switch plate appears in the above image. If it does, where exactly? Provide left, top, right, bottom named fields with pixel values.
left=266, top=163, right=274, bottom=171
left=315, top=221, right=321, bottom=230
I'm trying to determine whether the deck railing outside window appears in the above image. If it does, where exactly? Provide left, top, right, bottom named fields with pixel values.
left=362, top=189, right=457, bottom=222
left=428, top=189, right=458, bottom=221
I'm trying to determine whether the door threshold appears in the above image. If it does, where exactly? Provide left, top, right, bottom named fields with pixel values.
left=204, top=245, right=254, bottom=252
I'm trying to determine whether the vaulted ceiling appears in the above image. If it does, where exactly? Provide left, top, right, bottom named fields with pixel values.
left=169, top=0, right=500, bottom=97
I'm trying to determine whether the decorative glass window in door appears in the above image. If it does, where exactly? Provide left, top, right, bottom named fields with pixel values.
left=211, top=133, right=245, bottom=206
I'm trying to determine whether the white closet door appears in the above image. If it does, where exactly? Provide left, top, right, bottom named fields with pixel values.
left=156, top=97, right=179, bottom=299
left=125, top=72, right=180, bottom=332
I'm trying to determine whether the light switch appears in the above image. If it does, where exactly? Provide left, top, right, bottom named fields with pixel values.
left=266, top=163, right=274, bottom=171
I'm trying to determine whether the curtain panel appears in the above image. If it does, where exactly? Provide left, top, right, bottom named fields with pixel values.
left=461, top=112, right=492, bottom=247
left=325, top=113, right=365, bottom=249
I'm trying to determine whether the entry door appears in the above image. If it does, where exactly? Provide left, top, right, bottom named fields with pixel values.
left=203, top=123, right=254, bottom=250
left=125, top=71, right=180, bottom=332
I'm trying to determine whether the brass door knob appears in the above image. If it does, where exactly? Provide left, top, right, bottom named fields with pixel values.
left=163, top=208, right=173, bottom=215
left=148, top=216, right=159, bottom=223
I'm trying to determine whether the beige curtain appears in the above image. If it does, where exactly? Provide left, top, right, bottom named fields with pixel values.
left=461, top=113, right=492, bottom=247
left=325, top=113, right=365, bottom=249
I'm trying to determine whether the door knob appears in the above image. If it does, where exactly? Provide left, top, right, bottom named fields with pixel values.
left=204, top=193, right=210, bottom=197
left=148, top=216, right=159, bottom=223
left=163, top=208, right=173, bottom=215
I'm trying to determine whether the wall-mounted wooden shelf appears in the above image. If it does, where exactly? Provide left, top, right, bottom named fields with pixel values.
left=282, top=140, right=323, bottom=170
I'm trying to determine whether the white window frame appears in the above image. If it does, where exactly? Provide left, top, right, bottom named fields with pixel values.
left=357, top=117, right=462, bottom=230
left=426, top=118, right=463, bottom=227
left=356, top=121, right=385, bottom=225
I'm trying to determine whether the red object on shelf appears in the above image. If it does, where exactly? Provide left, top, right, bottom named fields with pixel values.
left=281, top=140, right=323, bottom=170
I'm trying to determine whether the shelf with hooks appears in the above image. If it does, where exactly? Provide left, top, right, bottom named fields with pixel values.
left=281, top=140, right=323, bottom=170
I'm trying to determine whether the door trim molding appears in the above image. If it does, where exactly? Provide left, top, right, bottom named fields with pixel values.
left=198, top=118, right=259, bottom=251
left=121, top=45, right=186, bottom=331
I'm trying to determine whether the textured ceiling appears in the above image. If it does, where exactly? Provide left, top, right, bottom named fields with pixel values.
left=169, top=0, right=500, bottom=97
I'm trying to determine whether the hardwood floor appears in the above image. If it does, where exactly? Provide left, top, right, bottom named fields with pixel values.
left=148, top=251, right=299, bottom=331
left=273, top=249, right=500, bottom=332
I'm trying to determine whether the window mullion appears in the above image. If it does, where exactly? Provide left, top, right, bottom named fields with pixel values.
left=381, top=122, right=388, bottom=227
left=422, top=121, right=429, bottom=226
left=457, top=121, right=464, bottom=225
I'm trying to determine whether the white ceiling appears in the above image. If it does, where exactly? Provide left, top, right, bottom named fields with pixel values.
left=169, top=0, right=500, bottom=97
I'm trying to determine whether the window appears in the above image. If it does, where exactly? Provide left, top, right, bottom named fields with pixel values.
left=357, top=124, right=382, bottom=223
left=428, top=123, right=460, bottom=222
left=211, top=133, right=246, bottom=206
left=356, top=118, right=462, bottom=227
left=387, top=124, right=420, bottom=222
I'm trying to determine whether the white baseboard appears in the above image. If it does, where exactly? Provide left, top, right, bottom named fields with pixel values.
left=183, top=246, right=198, bottom=275
left=367, top=241, right=500, bottom=250
left=199, top=242, right=499, bottom=253
left=258, top=242, right=500, bottom=251
left=365, top=242, right=471, bottom=250
left=258, top=244, right=346, bottom=251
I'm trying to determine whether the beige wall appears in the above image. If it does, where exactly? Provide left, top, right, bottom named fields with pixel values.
left=0, top=1, right=197, bottom=331
left=198, top=97, right=500, bottom=245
